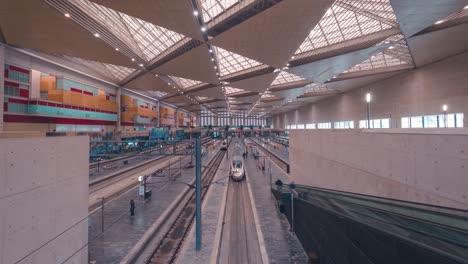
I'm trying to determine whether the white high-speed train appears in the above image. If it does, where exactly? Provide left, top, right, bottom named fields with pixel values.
left=230, top=154, right=245, bottom=181
left=230, top=141, right=245, bottom=181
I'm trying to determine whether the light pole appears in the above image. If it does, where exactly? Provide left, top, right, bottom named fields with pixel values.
left=442, top=104, right=448, bottom=128
left=366, top=93, right=371, bottom=129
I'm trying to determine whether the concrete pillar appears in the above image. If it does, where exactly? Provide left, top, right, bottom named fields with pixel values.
left=156, top=101, right=160, bottom=127
left=0, top=44, right=5, bottom=131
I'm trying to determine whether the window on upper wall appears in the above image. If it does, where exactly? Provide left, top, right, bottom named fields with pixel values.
left=317, top=122, right=331, bottom=129
left=297, top=124, right=305, bottom=129
left=290, top=125, right=297, bottom=129
left=306, top=123, right=316, bottom=129
left=401, top=113, right=464, bottom=128
left=334, top=121, right=354, bottom=129
left=359, top=118, right=391, bottom=128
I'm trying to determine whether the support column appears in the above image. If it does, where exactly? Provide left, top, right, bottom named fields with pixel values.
left=0, top=44, right=5, bottom=131
left=156, top=101, right=160, bottom=127
left=175, top=110, right=179, bottom=128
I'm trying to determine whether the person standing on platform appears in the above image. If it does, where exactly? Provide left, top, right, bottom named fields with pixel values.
left=130, top=200, right=136, bottom=216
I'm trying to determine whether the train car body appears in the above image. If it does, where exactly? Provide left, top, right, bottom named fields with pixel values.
left=221, top=139, right=228, bottom=150
left=230, top=154, right=245, bottom=181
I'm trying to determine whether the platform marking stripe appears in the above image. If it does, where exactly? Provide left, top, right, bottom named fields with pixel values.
left=210, top=146, right=231, bottom=264
left=245, top=169, right=270, bottom=264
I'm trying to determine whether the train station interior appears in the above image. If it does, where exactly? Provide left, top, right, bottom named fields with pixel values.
left=1, top=0, right=468, bottom=263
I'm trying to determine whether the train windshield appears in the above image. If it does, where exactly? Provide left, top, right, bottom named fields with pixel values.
left=232, top=160, right=242, bottom=168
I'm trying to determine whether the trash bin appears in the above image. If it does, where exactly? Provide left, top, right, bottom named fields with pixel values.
left=144, top=190, right=152, bottom=199
left=279, top=203, right=285, bottom=213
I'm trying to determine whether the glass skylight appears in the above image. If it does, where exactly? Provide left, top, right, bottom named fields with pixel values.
left=224, top=86, right=247, bottom=95
left=200, top=0, right=239, bottom=23
left=295, top=0, right=397, bottom=56
left=62, top=55, right=136, bottom=82
left=169, top=75, right=203, bottom=89
left=214, top=47, right=263, bottom=77
left=104, top=64, right=136, bottom=81
left=271, top=71, right=305, bottom=86
left=67, top=0, right=185, bottom=62
left=261, top=91, right=276, bottom=98
left=347, top=38, right=413, bottom=73
left=195, top=96, right=210, bottom=101
left=145, top=91, right=169, bottom=98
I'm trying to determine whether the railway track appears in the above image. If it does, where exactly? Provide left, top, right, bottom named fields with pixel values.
left=144, top=148, right=226, bottom=264
left=247, top=138, right=290, bottom=173
left=88, top=138, right=214, bottom=212
left=89, top=137, right=212, bottom=170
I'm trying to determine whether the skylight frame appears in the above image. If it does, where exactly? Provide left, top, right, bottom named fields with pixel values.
left=200, top=0, right=239, bottom=23
left=295, top=0, right=398, bottom=57
left=62, top=55, right=136, bottom=82
left=67, top=0, right=186, bottom=62
left=214, top=47, right=264, bottom=77
left=169, top=75, right=203, bottom=90
left=271, top=71, right=306, bottom=86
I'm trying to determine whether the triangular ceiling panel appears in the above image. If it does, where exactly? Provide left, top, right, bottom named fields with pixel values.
left=89, top=0, right=204, bottom=41
left=163, top=95, right=193, bottom=105
left=189, top=86, right=225, bottom=100
left=153, top=45, right=219, bottom=84
left=228, top=72, right=279, bottom=93
left=390, top=0, right=468, bottom=37
left=287, top=43, right=392, bottom=83
left=345, top=43, right=413, bottom=74
left=209, top=0, right=335, bottom=68
left=236, top=94, right=262, bottom=104
left=326, top=70, right=407, bottom=93
left=407, top=23, right=468, bottom=67
left=271, top=86, right=311, bottom=99
left=125, top=72, right=174, bottom=94
left=0, top=0, right=135, bottom=67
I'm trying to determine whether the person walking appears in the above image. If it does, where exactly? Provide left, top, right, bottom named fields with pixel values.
left=130, top=200, right=136, bottom=216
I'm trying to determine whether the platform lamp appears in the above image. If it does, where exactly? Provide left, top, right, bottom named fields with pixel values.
left=442, top=104, right=448, bottom=128
left=366, top=93, right=371, bottom=129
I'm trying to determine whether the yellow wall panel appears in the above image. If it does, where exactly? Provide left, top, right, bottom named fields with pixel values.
left=40, top=76, right=56, bottom=92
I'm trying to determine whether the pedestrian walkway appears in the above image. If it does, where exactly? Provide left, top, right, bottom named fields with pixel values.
left=245, top=149, right=308, bottom=264
left=87, top=148, right=218, bottom=264
left=251, top=137, right=289, bottom=162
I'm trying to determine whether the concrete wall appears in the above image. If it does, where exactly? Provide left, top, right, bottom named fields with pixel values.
left=290, top=129, right=468, bottom=210
left=273, top=51, right=468, bottom=129
left=0, top=44, right=5, bottom=131
left=0, top=136, right=89, bottom=263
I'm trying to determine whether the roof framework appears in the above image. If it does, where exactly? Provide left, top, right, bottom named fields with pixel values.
left=270, top=71, right=305, bottom=86
left=295, top=0, right=397, bottom=57
left=345, top=35, right=413, bottom=73
left=62, top=55, right=136, bottom=82
left=213, top=46, right=265, bottom=77
left=7, top=0, right=461, bottom=117
left=48, top=0, right=186, bottom=62
left=169, top=75, right=203, bottom=90
left=200, top=0, right=239, bottom=23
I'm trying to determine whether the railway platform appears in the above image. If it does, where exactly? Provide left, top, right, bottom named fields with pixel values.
left=251, top=137, right=289, bottom=162
left=176, top=140, right=307, bottom=264
left=87, top=147, right=219, bottom=264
